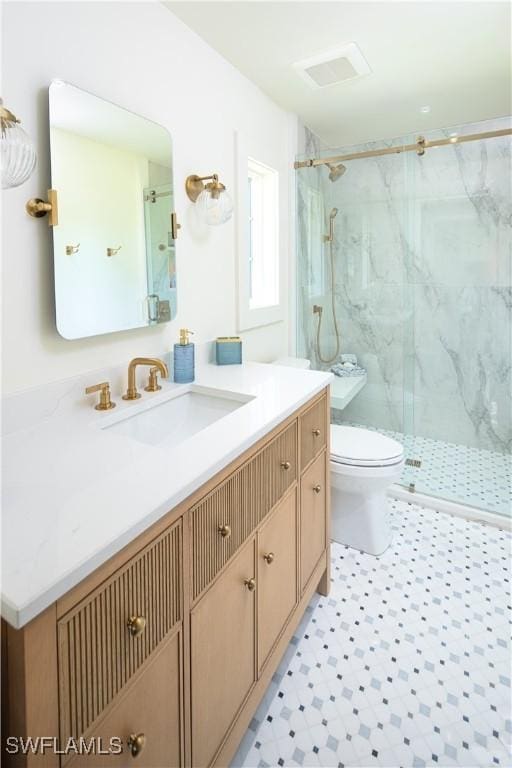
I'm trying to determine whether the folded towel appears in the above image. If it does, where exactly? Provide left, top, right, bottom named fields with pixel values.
left=331, top=361, right=367, bottom=378
left=340, top=353, right=358, bottom=365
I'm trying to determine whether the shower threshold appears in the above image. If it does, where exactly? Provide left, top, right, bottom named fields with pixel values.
left=334, top=418, right=511, bottom=521
left=389, top=484, right=512, bottom=531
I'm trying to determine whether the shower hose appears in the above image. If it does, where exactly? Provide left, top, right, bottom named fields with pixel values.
left=315, top=236, right=340, bottom=364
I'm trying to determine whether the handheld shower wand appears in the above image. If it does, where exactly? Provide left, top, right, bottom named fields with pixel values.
left=324, top=207, right=339, bottom=242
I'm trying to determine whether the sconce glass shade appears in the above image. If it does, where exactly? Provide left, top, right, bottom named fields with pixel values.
left=197, top=187, right=233, bottom=226
left=1, top=103, right=37, bottom=189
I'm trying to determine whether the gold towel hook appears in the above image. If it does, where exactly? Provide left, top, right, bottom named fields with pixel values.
left=65, top=243, right=80, bottom=255
left=106, top=245, right=122, bottom=257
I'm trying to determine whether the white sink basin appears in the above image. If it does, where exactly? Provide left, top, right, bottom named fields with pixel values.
left=102, top=386, right=252, bottom=448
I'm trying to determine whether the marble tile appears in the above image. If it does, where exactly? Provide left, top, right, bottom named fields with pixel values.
left=331, top=416, right=511, bottom=516
left=296, top=116, right=511, bottom=457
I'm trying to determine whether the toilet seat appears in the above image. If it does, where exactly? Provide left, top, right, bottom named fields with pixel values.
left=331, top=425, right=404, bottom=468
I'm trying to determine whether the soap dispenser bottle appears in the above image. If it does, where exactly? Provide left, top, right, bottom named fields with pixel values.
left=174, top=328, right=195, bottom=383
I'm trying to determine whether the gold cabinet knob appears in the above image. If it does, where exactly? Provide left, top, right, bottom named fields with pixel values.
left=127, top=733, right=145, bottom=757
left=263, top=552, right=275, bottom=565
left=244, top=577, right=256, bottom=592
left=127, top=615, right=146, bottom=637
left=218, top=523, right=232, bottom=538
left=313, top=484, right=322, bottom=494
left=312, top=428, right=321, bottom=437
left=280, top=460, right=291, bottom=471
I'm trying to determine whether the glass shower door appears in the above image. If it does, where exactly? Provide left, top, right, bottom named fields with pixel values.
left=400, top=138, right=422, bottom=493
left=399, top=120, right=512, bottom=516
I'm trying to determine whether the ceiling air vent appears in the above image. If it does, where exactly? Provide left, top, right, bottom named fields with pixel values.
left=293, top=42, right=371, bottom=89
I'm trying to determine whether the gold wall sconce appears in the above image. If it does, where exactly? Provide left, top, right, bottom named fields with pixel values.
left=185, top=173, right=233, bottom=226
left=106, top=245, right=122, bottom=257
left=1, top=99, right=37, bottom=189
left=65, top=243, right=80, bottom=255
left=26, top=189, right=59, bottom=226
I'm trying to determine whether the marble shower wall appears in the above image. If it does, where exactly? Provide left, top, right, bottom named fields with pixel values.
left=296, top=118, right=511, bottom=453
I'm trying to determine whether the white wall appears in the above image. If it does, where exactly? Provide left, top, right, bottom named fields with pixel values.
left=1, top=1, right=296, bottom=394
left=51, top=128, right=149, bottom=338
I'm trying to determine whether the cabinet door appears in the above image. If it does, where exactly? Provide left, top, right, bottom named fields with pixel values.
left=300, top=451, right=327, bottom=592
left=300, top=394, right=327, bottom=470
left=191, top=538, right=256, bottom=768
left=67, top=630, right=182, bottom=768
left=58, top=521, right=182, bottom=747
left=258, top=491, right=298, bottom=671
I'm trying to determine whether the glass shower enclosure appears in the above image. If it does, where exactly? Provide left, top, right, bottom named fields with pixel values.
left=296, top=117, right=511, bottom=518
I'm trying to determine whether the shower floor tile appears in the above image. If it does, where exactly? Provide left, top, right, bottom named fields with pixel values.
left=233, top=499, right=512, bottom=768
left=332, top=417, right=511, bottom=517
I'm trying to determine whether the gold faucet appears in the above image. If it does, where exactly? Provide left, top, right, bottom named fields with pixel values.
left=122, top=357, right=169, bottom=400
left=85, top=381, right=116, bottom=410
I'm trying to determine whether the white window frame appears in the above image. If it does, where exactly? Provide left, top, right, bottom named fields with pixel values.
left=235, top=132, right=283, bottom=331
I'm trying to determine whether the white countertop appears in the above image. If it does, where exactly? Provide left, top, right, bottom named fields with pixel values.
left=1, top=361, right=332, bottom=629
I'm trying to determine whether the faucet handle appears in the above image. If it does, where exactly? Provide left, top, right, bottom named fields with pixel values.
left=85, top=382, right=116, bottom=411
left=144, top=366, right=163, bottom=393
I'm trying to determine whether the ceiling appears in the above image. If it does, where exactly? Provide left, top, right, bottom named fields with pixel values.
left=165, top=1, right=511, bottom=148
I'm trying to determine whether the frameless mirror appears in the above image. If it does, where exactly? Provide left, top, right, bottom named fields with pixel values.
left=49, top=81, right=177, bottom=339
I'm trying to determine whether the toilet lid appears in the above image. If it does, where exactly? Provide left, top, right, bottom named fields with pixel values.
left=330, top=425, right=404, bottom=467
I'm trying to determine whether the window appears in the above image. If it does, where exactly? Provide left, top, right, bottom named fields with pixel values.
left=247, top=158, right=279, bottom=310
left=235, top=130, right=282, bottom=331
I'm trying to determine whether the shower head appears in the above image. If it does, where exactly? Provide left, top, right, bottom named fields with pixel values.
left=327, top=162, right=347, bottom=182
left=330, top=207, right=338, bottom=219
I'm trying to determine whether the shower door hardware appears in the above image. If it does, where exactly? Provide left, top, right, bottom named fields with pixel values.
left=405, top=458, right=422, bottom=468
left=25, top=189, right=59, bottom=226
left=144, top=189, right=173, bottom=203
left=171, top=212, right=181, bottom=239
left=294, top=127, right=512, bottom=170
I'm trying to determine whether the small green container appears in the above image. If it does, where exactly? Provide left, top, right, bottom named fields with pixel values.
left=216, top=336, right=242, bottom=365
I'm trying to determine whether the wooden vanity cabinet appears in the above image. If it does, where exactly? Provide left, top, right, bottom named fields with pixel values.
left=66, top=630, right=183, bottom=768
left=57, top=522, right=183, bottom=753
left=190, top=538, right=256, bottom=768
left=2, top=388, right=330, bottom=768
left=257, top=489, right=298, bottom=672
left=300, top=451, right=328, bottom=592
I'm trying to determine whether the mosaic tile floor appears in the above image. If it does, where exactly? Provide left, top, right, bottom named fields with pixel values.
left=233, top=499, right=512, bottom=768
left=332, top=417, right=511, bottom=517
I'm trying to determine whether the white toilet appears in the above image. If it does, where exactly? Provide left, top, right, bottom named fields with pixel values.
left=330, top=425, right=404, bottom=555
left=272, top=357, right=404, bottom=556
